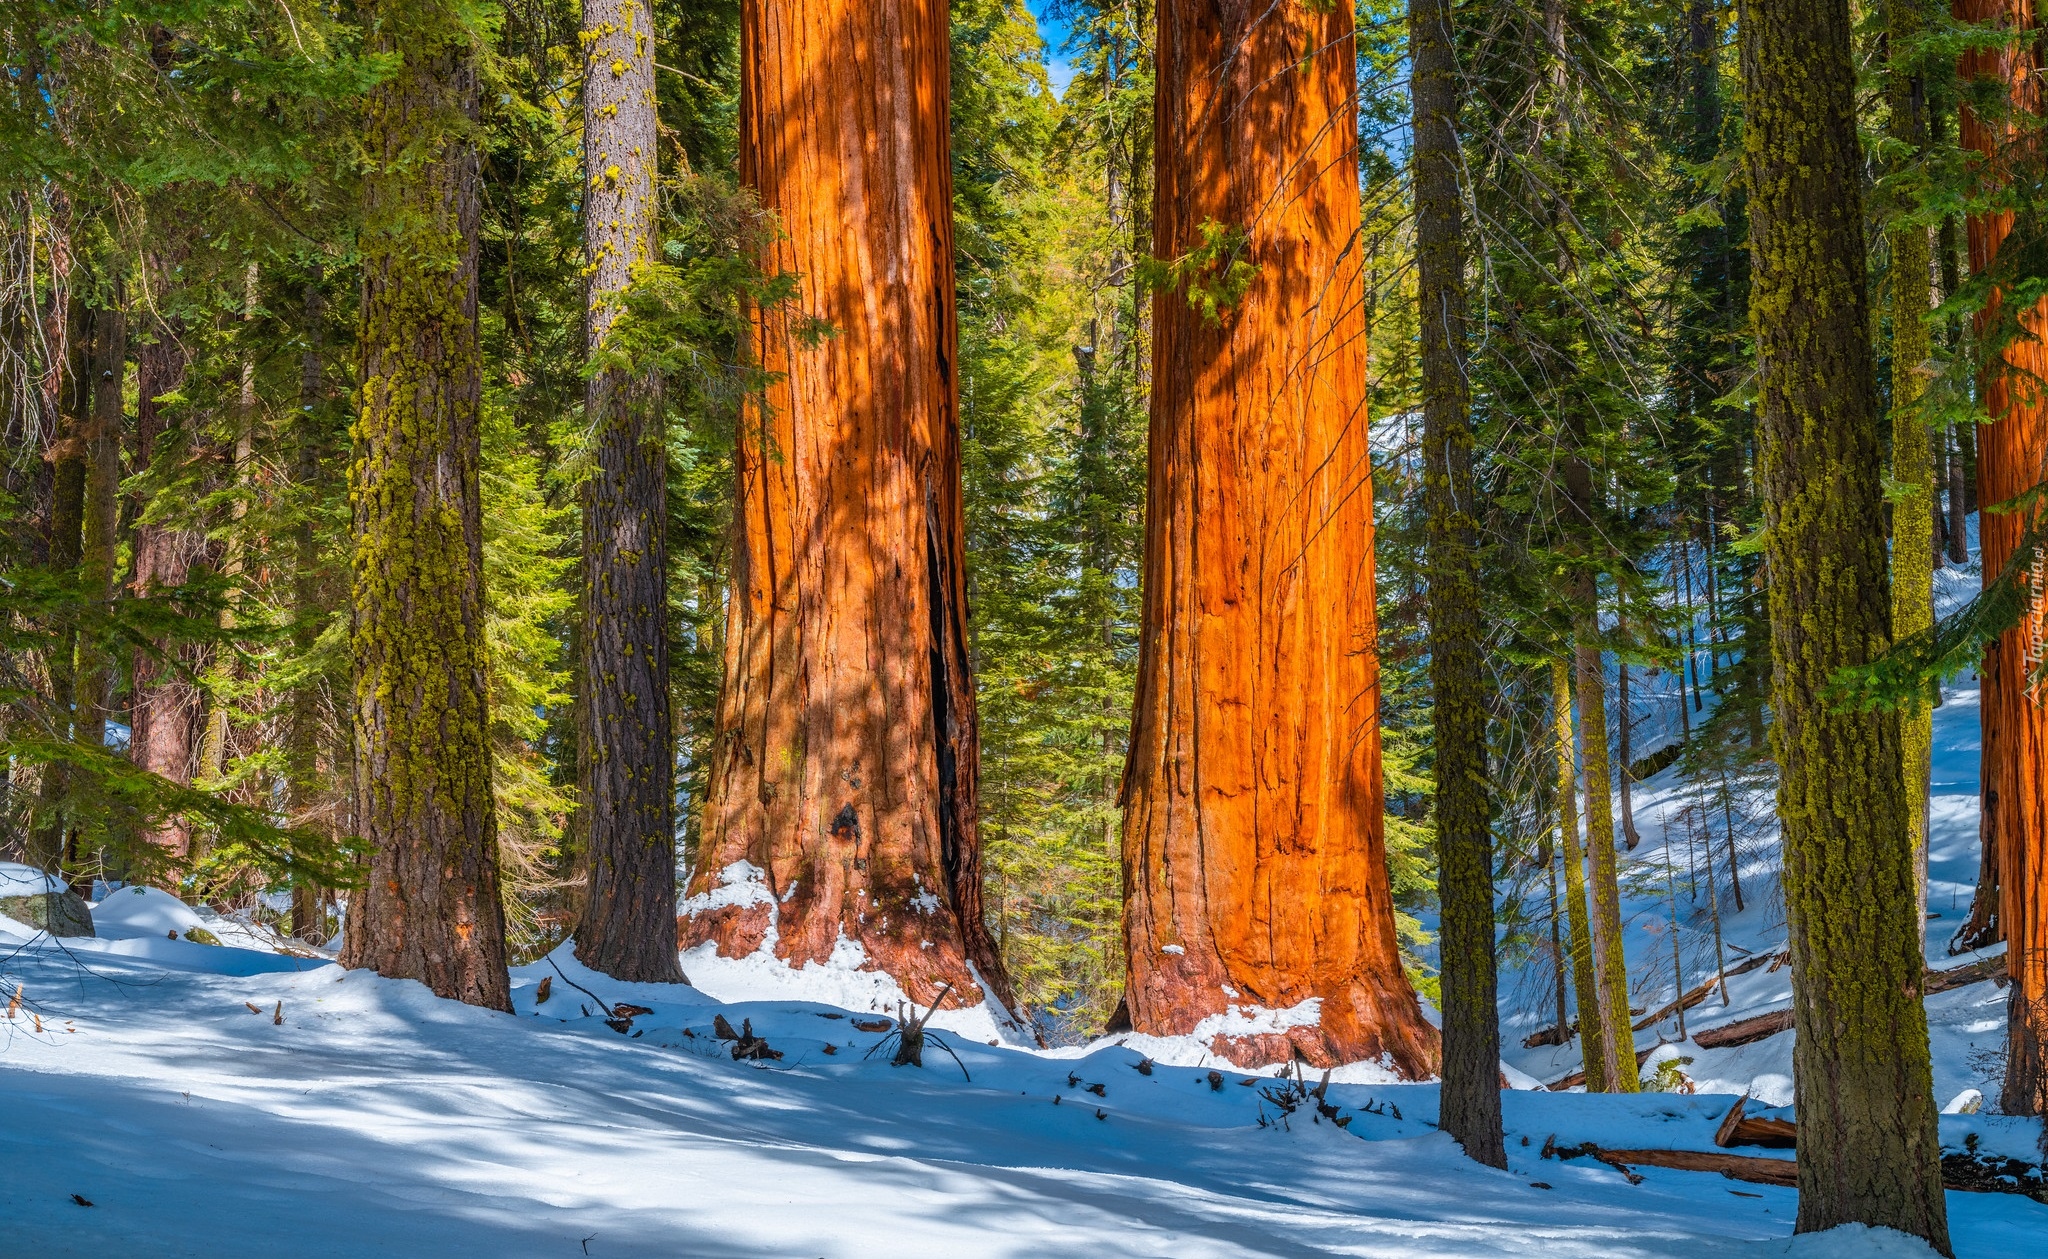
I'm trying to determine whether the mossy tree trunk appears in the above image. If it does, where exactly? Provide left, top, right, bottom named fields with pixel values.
left=340, top=0, right=512, bottom=1013
left=1552, top=657, right=1608, bottom=1090
left=1414, top=0, right=1503, bottom=1161
left=681, top=0, right=1016, bottom=1018
left=1743, top=0, right=1951, bottom=1242
left=1955, top=0, right=2048, bottom=1120
left=573, top=0, right=684, bottom=985
left=1885, top=0, right=1936, bottom=926
left=1118, top=0, right=1437, bottom=1074
left=1571, top=580, right=1637, bottom=1091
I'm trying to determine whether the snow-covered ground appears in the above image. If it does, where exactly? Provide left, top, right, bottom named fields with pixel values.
left=1, top=523, right=2039, bottom=1256
left=2, top=919, right=2040, bottom=1258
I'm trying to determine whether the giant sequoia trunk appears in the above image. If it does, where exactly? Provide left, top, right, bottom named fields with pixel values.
left=680, top=0, right=1016, bottom=1017
left=572, top=0, right=685, bottom=986
left=1413, top=0, right=1504, bottom=1162
left=340, top=5, right=512, bottom=1013
left=1744, top=0, right=1951, bottom=1244
left=1118, top=0, right=1437, bottom=1075
left=1956, top=0, right=2048, bottom=1121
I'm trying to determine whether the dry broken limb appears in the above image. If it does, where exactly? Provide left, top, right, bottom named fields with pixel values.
left=861, top=984, right=970, bottom=1080
left=1525, top=950, right=1789, bottom=1048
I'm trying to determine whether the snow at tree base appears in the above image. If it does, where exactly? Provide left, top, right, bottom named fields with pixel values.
left=2, top=656, right=2041, bottom=1256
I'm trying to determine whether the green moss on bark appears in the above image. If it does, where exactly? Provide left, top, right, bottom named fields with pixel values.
left=1744, top=0, right=1951, bottom=1241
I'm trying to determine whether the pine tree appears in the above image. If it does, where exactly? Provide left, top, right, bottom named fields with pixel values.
left=572, top=0, right=685, bottom=985
left=1120, top=0, right=1436, bottom=1073
left=1413, top=0, right=1504, bottom=1162
left=1743, top=0, right=1950, bottom=1239
left=341, top=0, right=513, bottom=1012
left=1884, top=0, right=1937, bottom=919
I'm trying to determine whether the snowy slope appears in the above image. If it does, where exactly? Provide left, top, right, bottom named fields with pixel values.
left=1496, top=540, right=2012, bottom=1111
left=2, top=920, right=2041, bottom=1258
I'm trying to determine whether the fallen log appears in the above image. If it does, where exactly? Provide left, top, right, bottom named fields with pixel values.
left=1691, top=1009, right=1794, bottom=1050
left=1710, top=1093, right=1796, bottom=1149
left=1691, top=957, right=2007, bottom=1050
left=1924, top=954, right=2006, bottom=995
left=1525, top=951, right=1792, bottom=1048
left=1554, top=1144, right=2044, bottom=1200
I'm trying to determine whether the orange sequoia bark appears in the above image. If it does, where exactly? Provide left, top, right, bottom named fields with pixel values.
left=679, top=0, right=1016, bottom=1017
left=1956, top=0, right=2048, bottom=1116
left=1119, top=0, right=1438, bottom=1074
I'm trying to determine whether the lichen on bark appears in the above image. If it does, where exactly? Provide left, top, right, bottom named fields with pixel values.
left=339, top=0, right=512, bottom=1013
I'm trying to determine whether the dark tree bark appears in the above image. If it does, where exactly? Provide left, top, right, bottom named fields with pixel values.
left=572, top=0, right=685, bottom=985
left=72, top=287, right=125, bottom=765
left=29, top=291, right=90, bottom=872
left=1955, top=0, right=2048, bottom=1121
left=1743, top=0, right=1951, bottom=1242
left=340, top=2, right=512, bottom=1013
left=681, top=0, right=1016, bottom=1018
left=1117, top=0, right=1436, bottom=1074
left=1413, top=0, right=1503, bottom=1161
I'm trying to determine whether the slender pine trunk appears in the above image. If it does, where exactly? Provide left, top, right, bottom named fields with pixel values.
left=1414, top=0, right=1502, bottom=1161
left=1552, top=657, right=1607, bottom=1091
left=573, top=0, right=684, bottom=985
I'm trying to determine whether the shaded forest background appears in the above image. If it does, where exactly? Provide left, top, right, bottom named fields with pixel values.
left=0, top=0, right=2013, bottom=1040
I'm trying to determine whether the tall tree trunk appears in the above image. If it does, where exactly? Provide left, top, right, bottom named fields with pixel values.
left=30, top=290, right=89, bottom=873
left=1117, top=0, right=1436, bottom=1074
left=1414, top=0, right=1502, bottom=1159
left=1744, top=0, right=1951, bottom=1240
left=290, top=270, right=330, bottom=942
left=681, top=0, right=1017, bottom=1019
left=1573, top=602, right=1638, bottom=1091
left=1956, top=0, right=2048, bottom=1120
left=573, top=0, right=684, bottom=985
left=72, top=287, right=125, bottom=775
left=340, top=1, right=512, bottom=1013
left=1553, top=657, right=1607, bottom=1090
left=129, top=244, right=200, bottom=865
left=195, top=261, right=258, bottom=796
left=1617, top=653, right=1641, bottom=851
left=1886, top=0, right=1937, bottom=930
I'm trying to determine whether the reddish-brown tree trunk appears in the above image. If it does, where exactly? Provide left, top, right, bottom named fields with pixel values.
left=679, top=0, right=1016, bottom=1017
left=128, top=274, right=202, bottom=865
left=1956, top=0, right=2048, bottom=1117
left=1117, top=0, right=1437, bottom=1074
